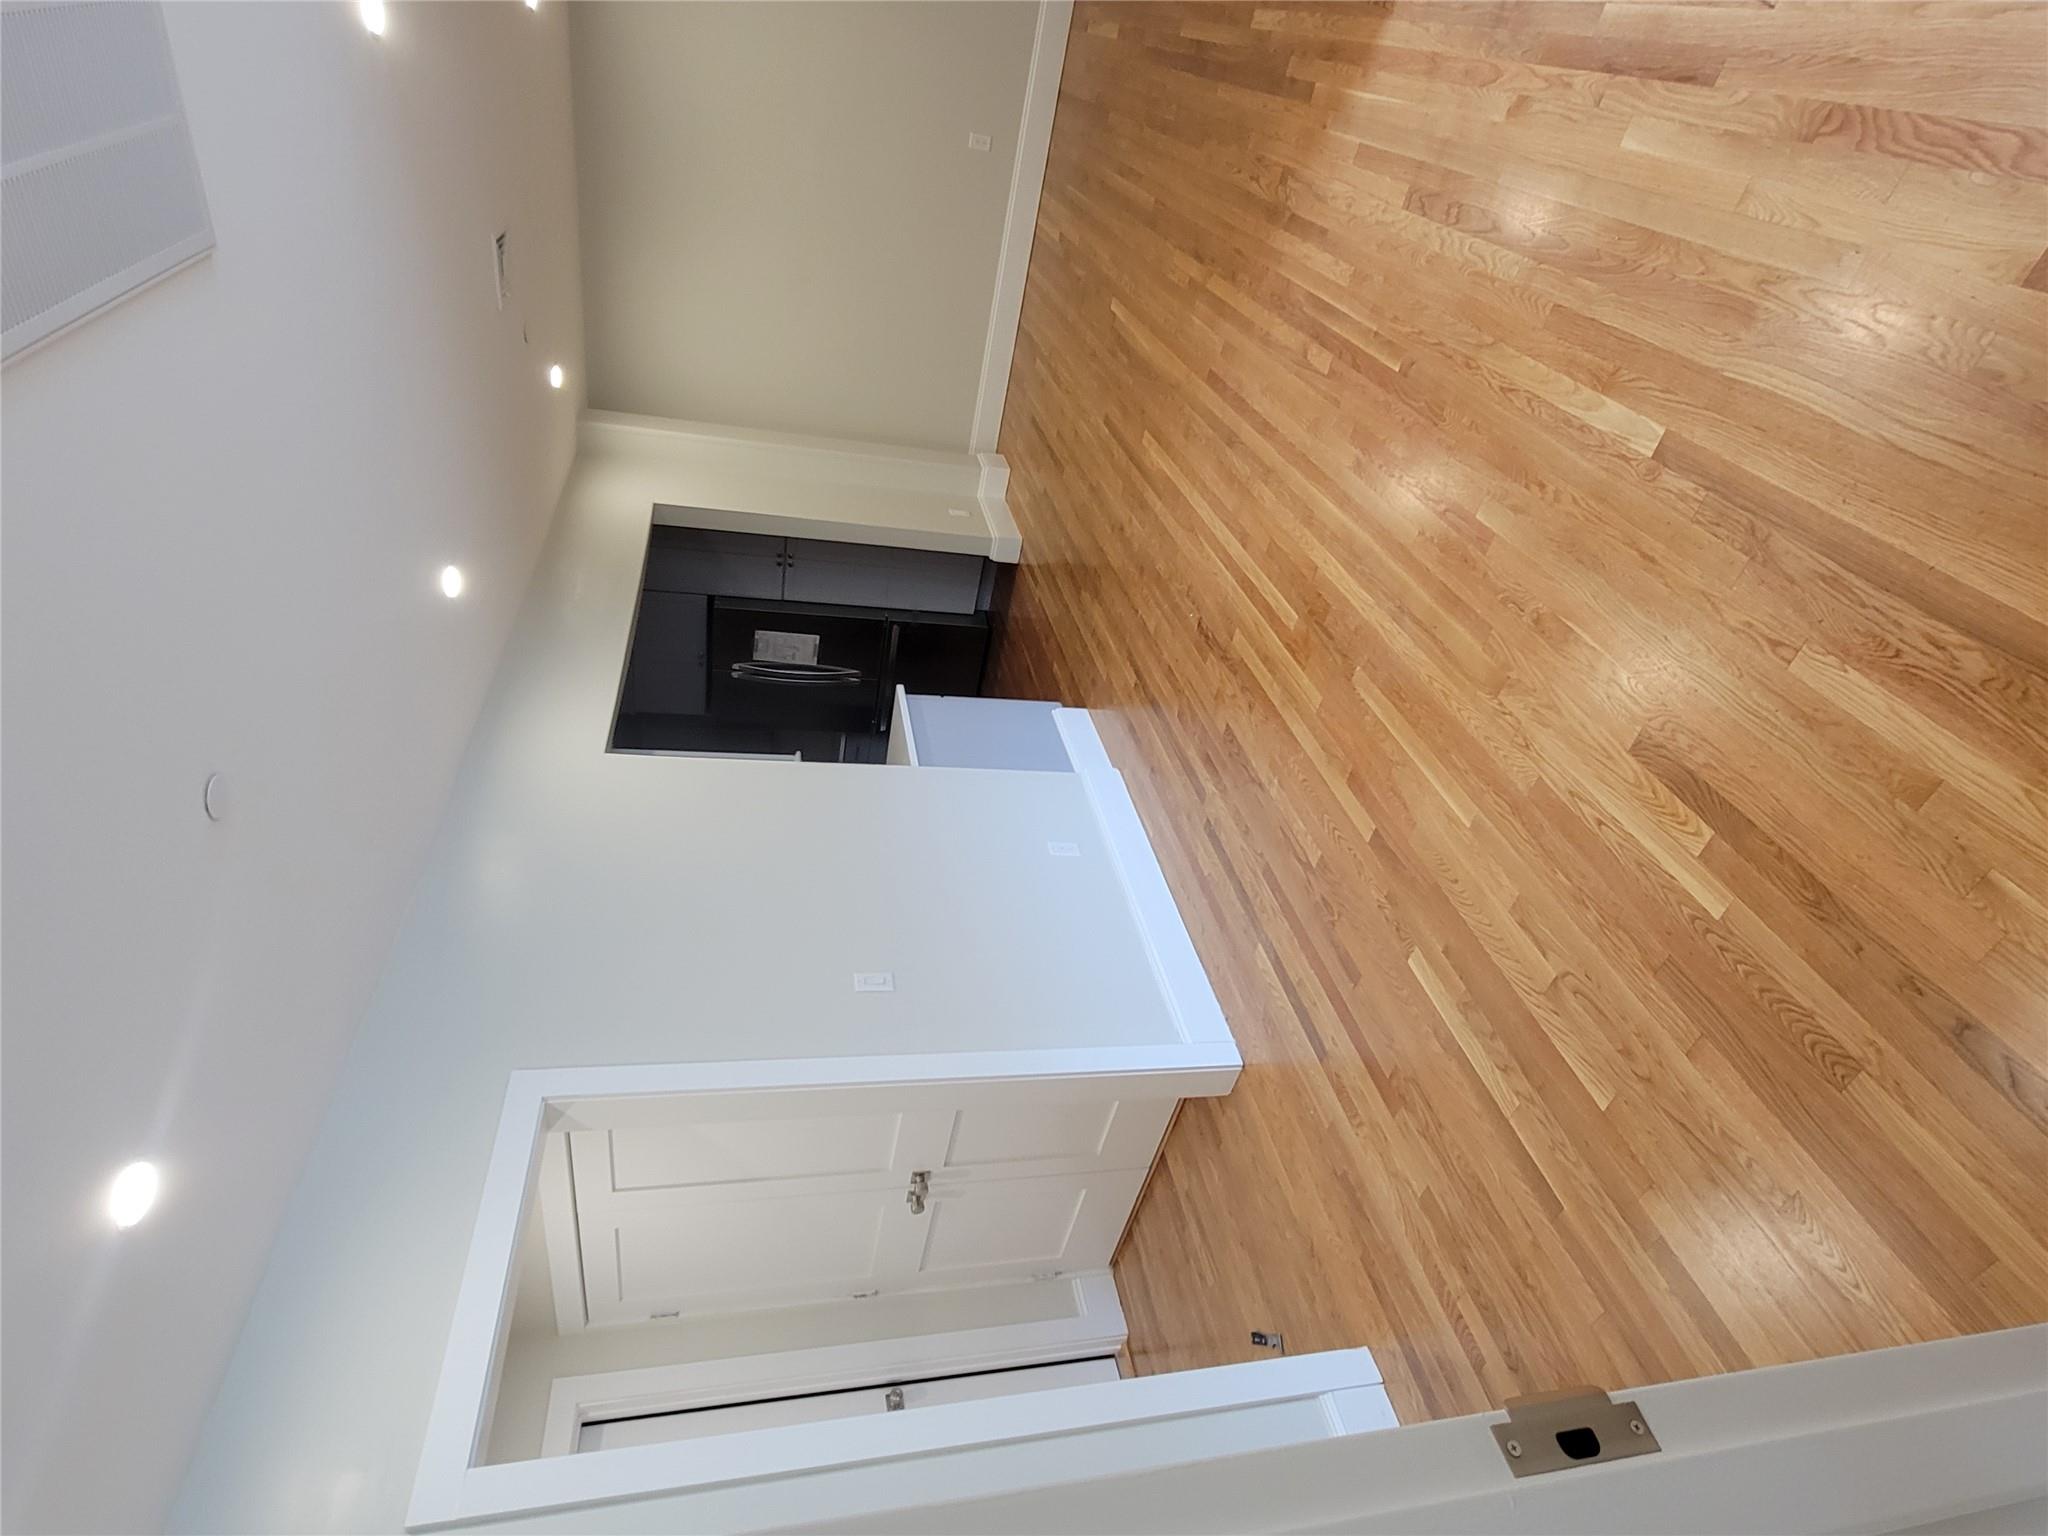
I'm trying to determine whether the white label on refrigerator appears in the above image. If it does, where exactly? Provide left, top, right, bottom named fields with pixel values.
left=752, top=630, right=820, bottom=664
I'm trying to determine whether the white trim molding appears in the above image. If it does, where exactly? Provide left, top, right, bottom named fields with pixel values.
left=969, top=0, right=1072, bottom=454
left=424, top=1346, right=1385, bottom=1531
left=536, top=1133, right=586, bottom=1337
left=577, top=409, right=1021, bottom=561
left=407, top=1048, right=1240, bottom=1531
left=1057, top=709, right=1234, bottom=1046
left=977, top=452, right=1023, bottom=562
left=539, top=1271, right=1128, bottom=1458
left=870, top=1325, right=2048, bottom=1536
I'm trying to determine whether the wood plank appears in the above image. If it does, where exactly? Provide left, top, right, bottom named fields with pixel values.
left=998, top=0, right=2048, bottom=1425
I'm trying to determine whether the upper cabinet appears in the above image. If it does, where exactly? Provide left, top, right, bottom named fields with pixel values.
left=644, top=529, right=784, bottom=602
left=645, top=526, right=987, bottom=615
left=781, top=538, right=985, bottom=613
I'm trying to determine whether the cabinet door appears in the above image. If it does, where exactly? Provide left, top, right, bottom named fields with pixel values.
left=889, top=613, right=990, bottom=698
left=905, top=1168, right=1150, bottom=1287
left=568, top=1110, right=946, bottom=1325
left=932, top=1097, right=1177, bottom=1180
left=620, top=591, right=708, bottom=716
left=782, top=539, right=984, bottom=613
left=890, top=1098, right=1173, bottom=1287
left=645, top=527, right=786, bottom=599
left=559, top=1095, right=1176, bottom=1326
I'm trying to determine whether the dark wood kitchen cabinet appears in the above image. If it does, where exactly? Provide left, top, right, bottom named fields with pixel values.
left=644, top=528, right=986, bottom=612
left=618, top=592, right=708, bottom=716
left=612, top=525, right=999, bottom=760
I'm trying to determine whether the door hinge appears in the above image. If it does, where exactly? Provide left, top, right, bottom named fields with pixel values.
left=906, top=1170, right=930, bottom=1215
left=1492, top=1386, right=1660, bottom=1477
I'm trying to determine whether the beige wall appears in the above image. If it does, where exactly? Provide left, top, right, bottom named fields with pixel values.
left=570, top=0, right=1038, bottom=450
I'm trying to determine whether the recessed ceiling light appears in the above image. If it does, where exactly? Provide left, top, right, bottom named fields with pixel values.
left=440, top=564, right=465, bottom=598
left=359, top=0, right=386, bottom=35
left=547, top=363, right=564, bottom=390
left=525, top=0, right=540, bottom=10
left=108, top=1161, right=160, bottom=1229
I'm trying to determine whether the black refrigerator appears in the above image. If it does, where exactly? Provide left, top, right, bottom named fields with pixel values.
left=706, top=598, right=989, bottom=736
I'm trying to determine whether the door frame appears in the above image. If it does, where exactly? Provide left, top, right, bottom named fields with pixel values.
left=408, top=1046, right=1241, bottom=1531
left=538, top=1271, right=1128, bottom=1457
left=877, top=1325, right=2048, bottom=1536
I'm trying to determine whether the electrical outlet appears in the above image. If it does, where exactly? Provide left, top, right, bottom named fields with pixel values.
left=948, top=506, right=972, bottom=518
left=853, top=972, right=895, bottom=993
left=967, top=131, right=992, bottom=152
left=1250, top=1330, right=1286, bottom=1353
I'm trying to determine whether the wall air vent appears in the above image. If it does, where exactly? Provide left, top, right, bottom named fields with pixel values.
left=1, top=1, right=213, bottom=362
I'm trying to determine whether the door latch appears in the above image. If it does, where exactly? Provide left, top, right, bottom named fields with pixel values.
left=906, top=1170, right=929, bottom=1215
left=1492, top=1386, right=1660, bottom=1477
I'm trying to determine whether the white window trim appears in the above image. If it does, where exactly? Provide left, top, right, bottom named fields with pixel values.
left=537, top=1270, right=1129, bottom=1458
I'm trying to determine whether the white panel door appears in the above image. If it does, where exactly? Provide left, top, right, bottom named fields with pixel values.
left=568, top=1109, right=948, bottom=1325
left=563, top=1094, right=1172, bottom=1327
left=912, top=1168, right=1149, bottom=1287
left=936, top=1099, right=1174, bottom=1179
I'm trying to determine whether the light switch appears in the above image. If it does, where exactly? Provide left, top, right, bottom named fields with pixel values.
left=967, top=131, right=992, bottom=152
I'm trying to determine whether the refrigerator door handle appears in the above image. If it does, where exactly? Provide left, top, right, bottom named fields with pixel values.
left=728, top=661, right=868, bottom=686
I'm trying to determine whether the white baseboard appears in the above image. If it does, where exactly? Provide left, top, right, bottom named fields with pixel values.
left=969, top=0, right=1073, bottom=455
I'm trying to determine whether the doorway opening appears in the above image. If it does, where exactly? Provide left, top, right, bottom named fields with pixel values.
left=409, top=1050, right=1378, bottom=1531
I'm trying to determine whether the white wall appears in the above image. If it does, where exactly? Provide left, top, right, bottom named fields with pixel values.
left=0, top=5, right=583, bottom=1531
left=165, top=424, right=1179, bottom=1533
left=570, top=1, right=1039, bottom=451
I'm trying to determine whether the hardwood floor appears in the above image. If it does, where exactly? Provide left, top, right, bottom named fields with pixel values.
left=990, top=0, right=2048, bottom=1422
